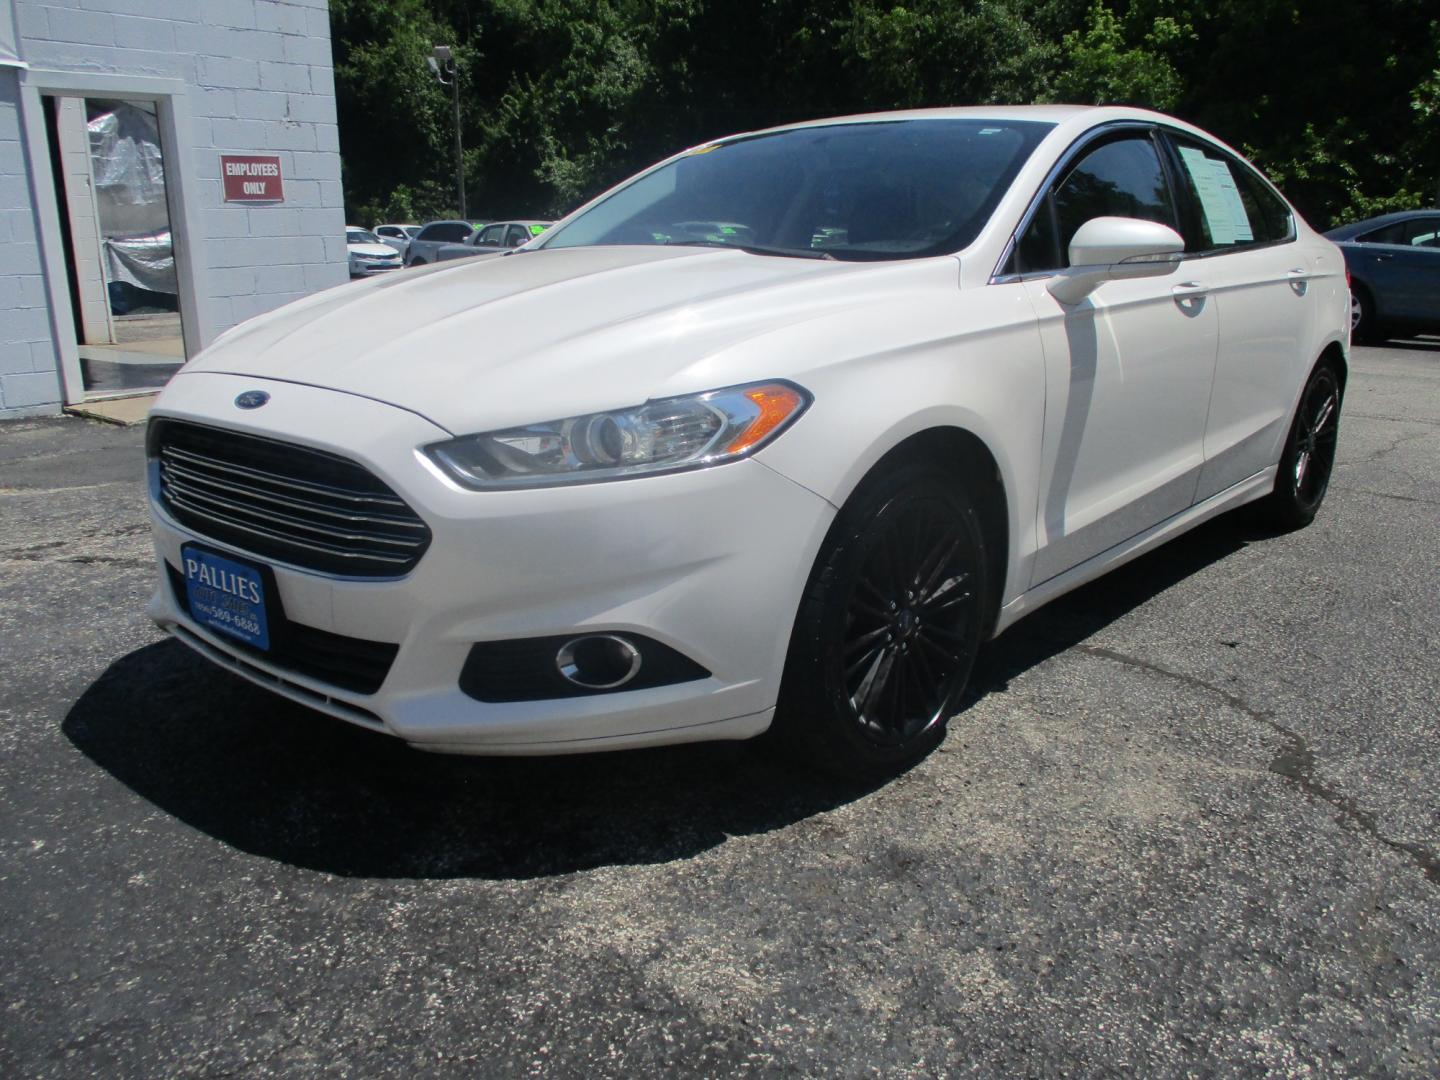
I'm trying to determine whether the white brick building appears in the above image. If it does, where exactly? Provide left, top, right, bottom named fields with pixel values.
left=1, top=0, right=347, bottom=418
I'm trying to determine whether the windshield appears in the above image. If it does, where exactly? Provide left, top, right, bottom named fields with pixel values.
left=541, top=119, right=1052, bottom=261
left=347, top=229, right=381, bottom=244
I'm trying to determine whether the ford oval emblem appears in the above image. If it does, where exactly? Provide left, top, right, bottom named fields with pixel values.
left=234, top=390, right=270, bottom=410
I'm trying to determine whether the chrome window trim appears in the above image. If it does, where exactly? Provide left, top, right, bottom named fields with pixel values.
left=989, top=120, right=1158, bottom=283
left=990, top=121, right=1302, bottom=284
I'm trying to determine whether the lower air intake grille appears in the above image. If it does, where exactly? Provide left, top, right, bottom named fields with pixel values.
left=149, top=419, right=430, bottom=577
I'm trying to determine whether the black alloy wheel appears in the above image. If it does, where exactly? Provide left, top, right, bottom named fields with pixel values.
left=1263, top=364, right=1342, bottom=529
left=777, top=465, right=989, bottom=777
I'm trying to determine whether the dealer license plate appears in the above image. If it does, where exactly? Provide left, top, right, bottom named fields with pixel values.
left=181, top=545, right=270, bottom=650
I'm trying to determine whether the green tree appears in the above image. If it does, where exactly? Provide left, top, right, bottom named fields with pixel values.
left=330, top=1, right=1440, bottom=231
left=1044, top=0, right=1192, bottom=110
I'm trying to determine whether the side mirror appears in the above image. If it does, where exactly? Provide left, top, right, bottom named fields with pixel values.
left=1046, top=216, right=1184, bottom=305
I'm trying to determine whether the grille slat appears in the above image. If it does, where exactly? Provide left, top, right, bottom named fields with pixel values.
left=161, top=458, right=427, bottom=530
left=151, top=419, right=431, bottom=577
left=160, top=495, right=416, bottom=567
left=161, top=444, right=409, bottom=508
left=161, top=476, right=427, bottom=550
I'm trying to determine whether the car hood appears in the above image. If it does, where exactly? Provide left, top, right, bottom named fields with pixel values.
left=348, top=243, right=398, bottom=257
left=184, top=245, right=913, bottom=434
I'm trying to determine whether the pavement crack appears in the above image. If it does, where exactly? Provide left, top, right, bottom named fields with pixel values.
left=1074, top=643, right=1440, bottom=886
left=1336, top=429, right=1430, bottom=469
left=1344, top=411, right=1440, bottom=427
left=1330, top=486, right=1431, bottom=505
left=1, top=551, right=150, bottom=568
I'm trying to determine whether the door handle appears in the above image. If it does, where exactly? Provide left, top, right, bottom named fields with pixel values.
left=1171, top=282, right=1208, bottom=297
left=1287, top=267, right=1311, bottom=295
left=1375, top=253, right=1394, bottom=262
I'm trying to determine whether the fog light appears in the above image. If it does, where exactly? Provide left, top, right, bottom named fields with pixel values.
left=556, top=634, right=642, bottom=689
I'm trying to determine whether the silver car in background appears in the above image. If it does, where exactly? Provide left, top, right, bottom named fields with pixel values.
left=404, top=220, right=480, bottom=266
left=373, top=223, right=419, bottom=258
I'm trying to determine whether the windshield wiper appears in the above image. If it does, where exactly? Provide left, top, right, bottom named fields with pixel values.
left=663, top=239, right=835, bottom=261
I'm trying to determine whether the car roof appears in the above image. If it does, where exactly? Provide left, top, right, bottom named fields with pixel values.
left=419, top=219, right=475, bottom=229
left=1324, top=208, right=1440, bottom=240
left=736, top=103, right=1179, bottom=139
left=684, top=104, right=1242, bottom=176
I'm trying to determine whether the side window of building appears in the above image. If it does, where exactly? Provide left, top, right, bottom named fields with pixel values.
left=1015, top=133, right=1176, bottom=272
left=1168, top=137, right=1294, bottom=251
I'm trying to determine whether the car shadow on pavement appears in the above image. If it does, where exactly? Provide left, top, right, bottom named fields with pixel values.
left=1372, top=334, right=1440, bottom=353
left=64, top=512, right=1269, bottom=881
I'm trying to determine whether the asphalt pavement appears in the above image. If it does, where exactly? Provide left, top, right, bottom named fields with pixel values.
left=2, top=342, right=1437, bottom=1077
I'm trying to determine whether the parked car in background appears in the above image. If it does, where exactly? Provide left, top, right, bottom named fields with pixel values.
left=373, top=223, right=419, bottom=257
left=405, top=220, right=489, bottom=266
left=345, top=227, right=403, bottom=277
left=434, top=220, right=553, bottom=262
left=1324, top=210, right=1440, bottom=342
left=147, top=106, right=1348, bottom=777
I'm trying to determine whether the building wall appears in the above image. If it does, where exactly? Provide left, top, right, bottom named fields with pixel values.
left=0, top=65, right=61, bottom=416
left=2, top=0, right=347, bottom=418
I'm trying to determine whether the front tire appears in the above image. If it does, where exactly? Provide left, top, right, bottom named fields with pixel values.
left=1260, top=363, right=1342, bottom=530
left=775, top=464, right=990, bottom=778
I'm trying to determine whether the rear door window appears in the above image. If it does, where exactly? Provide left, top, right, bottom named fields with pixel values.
left=1166, top=136, right=1294, bottom=252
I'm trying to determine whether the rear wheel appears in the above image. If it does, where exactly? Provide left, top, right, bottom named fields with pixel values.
left=1260, top=363, right=1342, bottom=530
left=1351, top=285, right=1382, bottom=343
left=776, top=464, right=989, bottom=777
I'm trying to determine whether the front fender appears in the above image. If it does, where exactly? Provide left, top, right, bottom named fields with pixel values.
left=752, top=280, right=1046, bottom=607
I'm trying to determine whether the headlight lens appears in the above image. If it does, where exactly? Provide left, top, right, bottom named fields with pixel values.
left=424, top=380, right=811, bottom=489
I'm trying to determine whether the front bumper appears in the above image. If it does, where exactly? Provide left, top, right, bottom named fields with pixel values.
left=146, top=372, right=835, bottom=754
left=350, top=261, right=403, bottom=277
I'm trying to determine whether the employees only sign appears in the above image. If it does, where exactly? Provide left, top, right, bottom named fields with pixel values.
left=221, top=154, right=284, bottom=202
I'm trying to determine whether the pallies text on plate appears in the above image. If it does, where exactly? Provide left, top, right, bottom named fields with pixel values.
left=184, top=557, right=262, bottom=604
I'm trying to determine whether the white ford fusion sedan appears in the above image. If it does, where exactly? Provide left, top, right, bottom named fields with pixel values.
left=146, top=106, right=1348, bottom=775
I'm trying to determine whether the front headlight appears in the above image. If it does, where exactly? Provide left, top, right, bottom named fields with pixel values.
left=424, top=380, right=811, bottom=489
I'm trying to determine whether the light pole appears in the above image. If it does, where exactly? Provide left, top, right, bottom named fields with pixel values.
left=427, top=44, right=465, bottom=219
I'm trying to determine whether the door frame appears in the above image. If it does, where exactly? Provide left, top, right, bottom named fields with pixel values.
left=16, top=68, right=210, bottom=404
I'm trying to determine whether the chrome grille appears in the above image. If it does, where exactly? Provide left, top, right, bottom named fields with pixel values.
left=150, top=419, right=431, bottom=577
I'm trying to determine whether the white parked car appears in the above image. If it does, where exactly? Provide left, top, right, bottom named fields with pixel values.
left=147, top=106, right=1348, bottom=776
left=345, top=227, right=402, bottom=277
